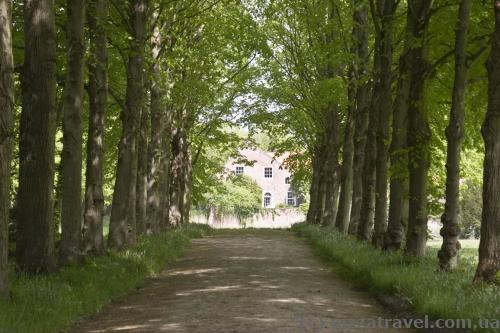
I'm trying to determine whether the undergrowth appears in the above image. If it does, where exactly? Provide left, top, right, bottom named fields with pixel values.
left=0, top=224, right=212, bottom=333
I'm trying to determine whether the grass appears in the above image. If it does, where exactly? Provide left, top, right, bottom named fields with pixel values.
left=0, top=224, right=212, bottom=333
left=292, top=223, right=500, bottom=332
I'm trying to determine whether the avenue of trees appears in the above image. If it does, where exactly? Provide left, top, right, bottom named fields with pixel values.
left=0, top=0, right=260, bottom=297
left=249, top=0, right=499, bottom=284
left=0, top=0, right=499, bottom=301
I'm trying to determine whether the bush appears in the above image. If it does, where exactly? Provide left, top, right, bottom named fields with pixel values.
left=292, top=223, right=499, bottom=331
left=460, top=180, right=482, bottom=238
left=208, top=174, right=263, bottom=222
left=0, top=224, right=212, bottom=333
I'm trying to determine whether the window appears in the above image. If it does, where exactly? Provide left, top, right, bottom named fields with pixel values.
left=285, top=177, right=290, bottom=184
left=264, top=167, right=273, bottom=178
left=264, top=193, right=272, bottom=208
left=287, top=192, right=295, bottom=206
left=235, top=166, right=244, bottom=175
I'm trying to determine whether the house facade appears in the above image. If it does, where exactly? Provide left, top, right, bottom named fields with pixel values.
left=225, top=149, right=301, bottom=209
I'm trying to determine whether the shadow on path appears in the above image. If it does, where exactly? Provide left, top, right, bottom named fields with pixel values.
left=72, top=230, right=410, bottom=333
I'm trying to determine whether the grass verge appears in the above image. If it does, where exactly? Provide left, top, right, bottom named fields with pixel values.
left=0, top=224, right=212, bottom=333
left=292, top=223, right=499, bottom=331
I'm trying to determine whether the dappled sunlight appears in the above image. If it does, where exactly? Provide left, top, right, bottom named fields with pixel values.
left=234, top=316, right=279, bottom=323
left=175, top=284, right=242, bottom=296
left=163, top=268, right=223, bottom=276
left=159, top=323, right=185, bottom=331
left=111, top=324, right=150, bottom=331
left=119, top=305, right=139, bottom=310
left=227, top=256, right=268, bottom=260
left=280, top=266, right=311, bottom=270
left=73, top=233, right=411, bottom=333
left=265, top=298, right=307, bottom=304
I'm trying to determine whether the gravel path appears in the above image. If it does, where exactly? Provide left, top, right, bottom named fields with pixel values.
left=71, top=230, right=411, bottom=333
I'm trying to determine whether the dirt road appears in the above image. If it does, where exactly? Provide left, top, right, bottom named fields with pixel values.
left=72, top=230, right=410, bottom=333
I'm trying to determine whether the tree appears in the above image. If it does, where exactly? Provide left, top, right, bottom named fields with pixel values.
left=82, top=0, right=108, bottom=255
left=372, top=0, right=397, bottom=247
left=474, top=0, right=500, bottom=284
left=0, top=0, right=14, bottom=297
left=146, top=10, right=166, bottom=233
left=136, top=94, right=148, bottom=235
left=348, top=0, right=370, bottom=235
left=108, top=0, right=148, bottom=248
left=357, top=29, right=379, bottom=240
left=207, top=174, right=262, bottom=224
left=438, top=0, right=471, bottom=271
left=405, top=0, right=433, bottom=257
left=16, top=0, right=57, bottom=273
left=384, top=48, right=409, bottom=251
left=60, top=0, right=86, bottom=265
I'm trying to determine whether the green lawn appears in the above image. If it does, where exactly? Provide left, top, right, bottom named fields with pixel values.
left=0, top=224, right=212, bottom=333
left=292, top=223, right=499, bottom=332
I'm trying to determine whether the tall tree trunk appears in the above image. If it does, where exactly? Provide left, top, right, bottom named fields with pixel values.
left=160, top=108, right=173, bottom=229
left=108, top=0, right=147, bottom=248
left=82, top=0, right=108, bottom=255
left=405, top=0, right=433, bottom=257
left=438, top=0, right=471, bottom=271
left=313, top=142, right=328, bottom=225
left=147, top=18, right=163, bottom=233
left=17, top=0, right=57, bottom=273
left=307, top=149, right=323, bottom=224
left=0, top=0, right=14, bottom=297
left=181, top=146, right=192, bottom=225
left=473, top=0, right=500, bottom=284
left=322, top=108, right=341, bottom=227
left=136, top=99, right=148, bottom=235
left=60, top=0, right=85, bottom=265
left=384, top=50, right=409, bottom=251
left=372, top=0, right=396, bottom=248
left=357, top=83, right=378, bottom=240
left=357, top=32, right=380, bottom=241
left=169, top=125, right=184, bottom=227
left=335, top=69, right=355, bottom=233
left=349, top=1, right=370, bottom=235
left=323, top=168, right=340, bottom=227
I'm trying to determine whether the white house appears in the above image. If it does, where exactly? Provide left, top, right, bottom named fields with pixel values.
left=225, top=149, right=301, bottom=209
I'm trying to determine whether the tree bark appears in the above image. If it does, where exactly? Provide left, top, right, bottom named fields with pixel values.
left=335, top=68, right=355, bottom=233
left=473, top=0, right=500, bottom=284
left=357, top=81, right=378, bottom=240
left=322, top=108, right=341, bottom=227
left=82, top=0, right=108, bottom=255
left=17, top=0, right=57, bottom=274
left=160, top=109, right=173, bottom=229
left=405, top=0, right=433, bottom=257
left=181, top=146, right=193, bottom=225
left=357, top=29, right=381, bottom=241
left=136, top=98, right=148, bottom=235
left=372, top=0, right=396, bottom=248
left=169, top=124, right=184, bottom=227
left=0, top=0, right=14, bottom=297
left=108, top=0, right=148, bottom=248
left=384, top=50, right=409, bottom=251
left=307, top=149, right=323, bottom=224
left=349, top=1, right=370, bottom=235
left=147, top=18, right=163, bottom=233
left=60, top=0, right=85, bottom=265
left=438, top=0, right=470, bottom=271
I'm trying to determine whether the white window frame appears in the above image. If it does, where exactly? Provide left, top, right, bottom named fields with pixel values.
left=235, top=166, right=244, bottom=175
left=264, top=192, right=272, bottom=208
left=264, top=167, right=273, bottom=178
left=285, top=177, right=290, bottom=184
left=287, top=191, right=295, bottom=206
